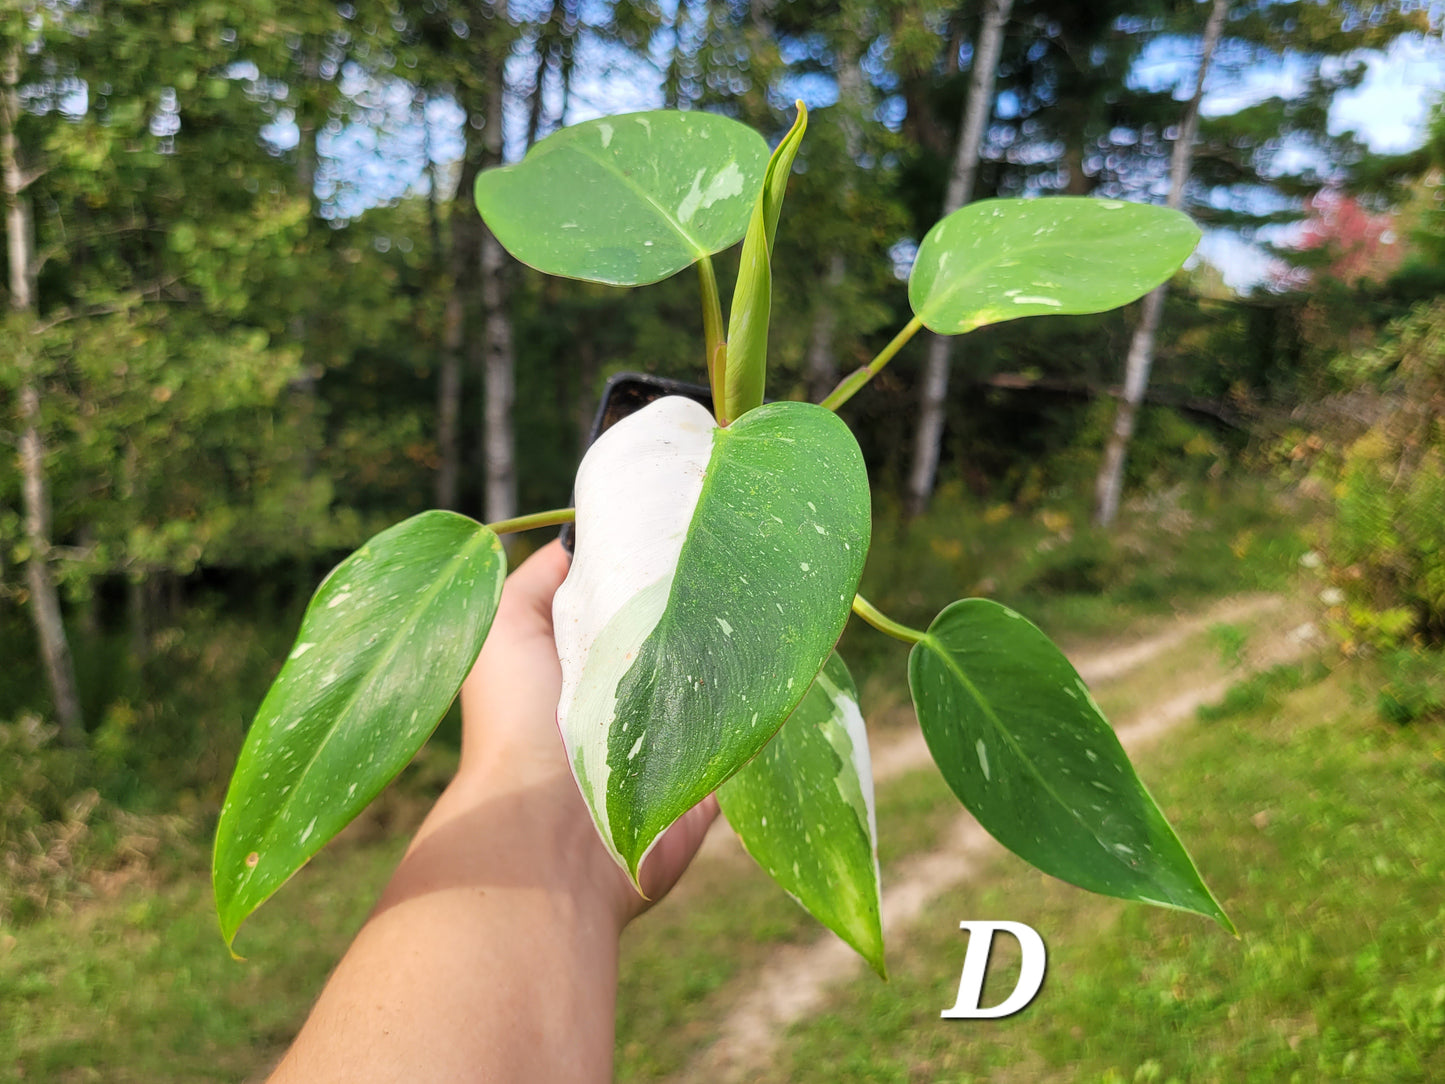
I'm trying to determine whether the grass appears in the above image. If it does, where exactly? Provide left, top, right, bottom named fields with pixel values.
left=741, top=664, right=1445, bottom=1084
left=8, top=640, right=1426, bottom=1084
left=0, top=478, right=1329, bottom=1081
left=850, top=478, right=1309, bottom=660
left=1, top=836, right=405, bottom=1083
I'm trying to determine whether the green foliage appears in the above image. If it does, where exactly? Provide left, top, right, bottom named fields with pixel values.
left=1376, top=648, right=1445, bottom=727
left=1197, top=660, right=1331, bottom=723
left=1321, top=299, right=1445, bottom=650
left=0, top=714, right=197, bottom=929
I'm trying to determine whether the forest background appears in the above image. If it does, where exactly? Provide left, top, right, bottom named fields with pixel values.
left=2, top=0, right=1444, bottom=1078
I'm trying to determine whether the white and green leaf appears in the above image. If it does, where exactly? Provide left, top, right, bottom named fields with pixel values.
left=474, top=110, right=768, bottom=287
left=909, top=197, right=1201, bottom=335
left=719, top=651, right=885, bottom=976
left=555, top=396, right=871, bottom=883
left=213, top=512, right=506, bottom=950
left=908, top=598, right=1232, bottom=930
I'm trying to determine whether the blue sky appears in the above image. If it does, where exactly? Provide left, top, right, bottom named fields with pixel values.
left=301, top=11, right=1444, bottom=287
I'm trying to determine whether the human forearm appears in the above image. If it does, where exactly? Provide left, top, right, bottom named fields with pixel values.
left=269, top=768, right=626, bottom=1084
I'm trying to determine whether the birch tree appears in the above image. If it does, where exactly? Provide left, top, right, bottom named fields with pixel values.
left=906, top=0, right=1013, bottom=518
left=480, top=0, right=517, bottom=529
left=1092, top=0, right=1225, bottom=528
left=3, top=40, right=83, bottom=741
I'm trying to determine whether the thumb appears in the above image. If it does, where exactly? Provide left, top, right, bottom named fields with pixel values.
left=499, top=539, right=571, bottom=626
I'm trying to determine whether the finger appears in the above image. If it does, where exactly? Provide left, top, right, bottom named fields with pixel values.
left=498, top=539, right=570, bottom=627
left=637, top=794, right=721, bottom=902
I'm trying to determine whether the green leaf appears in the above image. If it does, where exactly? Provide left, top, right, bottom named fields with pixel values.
left=909, top=599, right=1232, bottom=930
left=474, top=110, right=768, bottom=287
left=724, top=103, right=807, bottom=422
left=719, top=651, right=885, bottom=977
left=908, top=197, right=1201, bottom=335
left=213, top=512, right=506, bottom=949
left=554, top=396, right=870, bottom=884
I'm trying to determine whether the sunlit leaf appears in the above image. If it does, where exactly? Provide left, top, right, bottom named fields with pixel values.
left=474, top=110, right=768, bottom=286
left=909, top=197, right=1201, bottom=334
left=213, top=512, right=506, bottom=949
left=909, top=598, right=1232, bottom=929
left=719, top=651, right=885, bottom=976
left=555, top=396, right=870, bottom=884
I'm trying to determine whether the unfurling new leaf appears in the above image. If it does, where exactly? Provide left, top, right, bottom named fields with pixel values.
left=724, top=102, right=808, bottom=422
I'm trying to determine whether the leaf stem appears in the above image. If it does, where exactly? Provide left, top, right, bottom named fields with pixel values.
left=851, top=593, right=927, bottom=645
left=697, top=256, right=728, bottom=424
left=485, top=507, right=576, bottom=535
left=819, top=314, right=925, bottom=412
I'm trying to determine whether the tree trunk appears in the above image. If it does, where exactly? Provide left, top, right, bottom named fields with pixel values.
left=4, top=47, right=84, bottom=741
left=806, top=251, right=846, bottom=403
left=289, top=55, right=322, bottom=480
left=804, top=49, right=865, bottom=404
left=432, top=98, right=476, bottom=511
left=480, top=9, right=517, bottom=529
left=481, top=228, right=516, bottom=526
left=907, top=0, right=1013, bottom=518
left=1093, top=0, right=1226, bottom=528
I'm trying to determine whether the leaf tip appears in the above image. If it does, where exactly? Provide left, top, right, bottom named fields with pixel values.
left=1213, top=904, right=1238, bottom=938
left=866, top=948, right=888, bottom=982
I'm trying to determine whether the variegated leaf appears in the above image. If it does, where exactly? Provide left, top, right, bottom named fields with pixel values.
left=554, top=396, right=870, bottom=883
left=719, top=651, right=885, bottom=976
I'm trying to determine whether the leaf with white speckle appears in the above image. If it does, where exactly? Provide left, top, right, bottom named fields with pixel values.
left=719, top=652, right=884, bottom=976
left=556, top=397, right=870, bottom=884
left=474, top=110, right=767, bottom=287
left=909, top=197, right=1200, bottom=335
left=213, top=511, right=506, bottom=950
left=908, top=598, right=1232, bottom=930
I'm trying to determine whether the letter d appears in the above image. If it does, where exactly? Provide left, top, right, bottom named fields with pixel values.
left=941, top=921, right=1047, bottom=1019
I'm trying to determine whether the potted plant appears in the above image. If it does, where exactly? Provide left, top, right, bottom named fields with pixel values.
left=212, top=104, right=1231, bottom=974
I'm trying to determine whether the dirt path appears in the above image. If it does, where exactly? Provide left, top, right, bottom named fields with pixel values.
left=677, top=593, right=1317, bottom=1082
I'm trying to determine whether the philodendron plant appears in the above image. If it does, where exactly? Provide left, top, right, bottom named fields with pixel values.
left=214, top=104, right=1233, bottom=974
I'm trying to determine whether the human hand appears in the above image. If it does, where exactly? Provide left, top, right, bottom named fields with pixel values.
left=454, top=539, right=718, bottom=931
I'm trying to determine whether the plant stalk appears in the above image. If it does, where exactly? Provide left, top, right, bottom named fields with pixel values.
left=697, top=256, right=728, bottom=424
left=485, top=506, right=575, bottom=535
left=819, top=315, right=925, bottom=412
left=851, top=593, right=926, bottom=645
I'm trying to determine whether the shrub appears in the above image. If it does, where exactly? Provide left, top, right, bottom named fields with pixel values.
left=1321, top=299, right=1445, bottom=650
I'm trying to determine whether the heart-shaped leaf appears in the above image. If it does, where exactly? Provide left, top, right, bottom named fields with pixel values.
left=719, top=651, right=885, bottom=976
left=474, top=110, right=769, bottom=286
left=724, top=103, right=807, bottom=422
left=909, top=197, right=1201, bottom=335
left=909, top=599, right=1232, bottom=929
left=213, top=512, right=506, bottom=949
left=554, top=396, right=870, bottom=883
